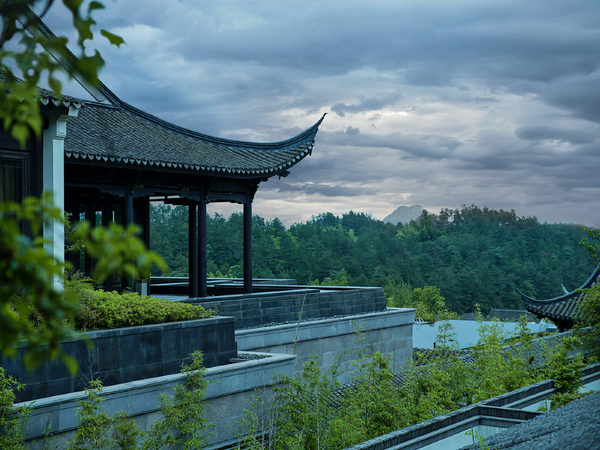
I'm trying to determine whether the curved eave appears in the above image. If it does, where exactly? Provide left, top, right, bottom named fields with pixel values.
left=64, top=143, right=314, bottom=176
left=64, top=104, right=326, bottom=177
left=120, top=98, right=327, bottom=151
left=516, top=263, right=600, bottom=306
left=524, top=301, right=579, bottom=324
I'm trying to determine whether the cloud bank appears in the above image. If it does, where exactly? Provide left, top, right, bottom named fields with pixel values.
left=44, top=0, right=600, bottom=226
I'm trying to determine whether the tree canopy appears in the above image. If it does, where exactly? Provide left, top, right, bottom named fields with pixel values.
left=150, top=204, right=597, bottom=315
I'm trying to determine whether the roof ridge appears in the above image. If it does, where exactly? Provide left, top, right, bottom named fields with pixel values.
left=516, top=262, right=600, bottom=305
left=22, top=4, right=328, bottom=152
left=114, top=98, right=327, bottom=150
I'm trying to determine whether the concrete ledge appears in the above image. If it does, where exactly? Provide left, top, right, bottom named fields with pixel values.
left=236, top=308, right=413, bottom=347
left=20, top=352, right=296, bottom=445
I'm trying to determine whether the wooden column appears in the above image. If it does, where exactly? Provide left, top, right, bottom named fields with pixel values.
left=199, top=198, right=207, bottom=297
left=138, top=197, right=151, bottom=249
left=102, top=195, right=114, bottom=292
left=188, top=201, right=199, bottom=298
left=88, top=193, right=99, bottom=277
left=123, top=180, right=134, bottom=290
left=243, top=201, right=253, bottom=294
left=124, top=181, right=134, bottom=226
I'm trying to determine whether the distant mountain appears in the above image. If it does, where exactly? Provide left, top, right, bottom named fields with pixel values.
left=383, top=205, right=423, bottom=225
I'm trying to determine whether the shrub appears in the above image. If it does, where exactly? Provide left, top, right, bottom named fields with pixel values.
left=66, top=276, right=215, bottom=331
left=545, top=336, right=591, bottom=410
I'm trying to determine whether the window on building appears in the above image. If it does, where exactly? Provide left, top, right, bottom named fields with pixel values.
left=0, top=150, right=29, bottom=203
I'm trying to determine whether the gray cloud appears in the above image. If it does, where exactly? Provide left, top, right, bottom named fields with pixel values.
left=515, top=126, right=597, bottom=144
left=40, top=0, right=600, bottom=227
left=318, top=130, right=461, bottom=161
left=331, top=92, right=403, bottom=117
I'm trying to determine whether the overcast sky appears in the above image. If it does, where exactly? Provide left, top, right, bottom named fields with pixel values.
left=42, top=0, right=600, bottom=227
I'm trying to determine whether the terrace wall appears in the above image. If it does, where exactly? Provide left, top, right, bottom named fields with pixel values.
left=2, top=317, right=237, bottom=403
left=236, top=308, right=414, bottom=384
left=184, top=285, right=387, bottom=329
left=21, top=353, right=296, bottom=449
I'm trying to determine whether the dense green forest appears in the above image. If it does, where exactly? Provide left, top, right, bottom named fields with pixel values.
left=150, top=204, right=596, bottom=314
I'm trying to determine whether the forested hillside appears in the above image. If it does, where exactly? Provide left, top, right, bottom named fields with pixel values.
left=150, top=204, right=596, bottom=314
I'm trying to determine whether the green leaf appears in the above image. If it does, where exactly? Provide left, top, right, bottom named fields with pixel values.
left=11, top=123, right=29, bottom=148
left=88, top=1, right=105, bottom=12
left=101, top=29, right=125, bottom=47
left=48, top=76, right=62, bottom=96
left=60, top=353, right=79, bottom=376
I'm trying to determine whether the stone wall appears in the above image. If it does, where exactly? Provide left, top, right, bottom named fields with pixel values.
left=236, top=308, right=414, bottom=384
left=20, top=308, right=414, bottom=448
left=184, top=286, right=387, bottom=329
left=3, top=317, right=237, bottom=403
left=22, top=353, right=296, bottom=449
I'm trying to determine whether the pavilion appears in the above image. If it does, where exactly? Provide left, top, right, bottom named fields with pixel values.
left=0, top=10, right=325, bottom=297
left=62, top=81, right=325, bottom=296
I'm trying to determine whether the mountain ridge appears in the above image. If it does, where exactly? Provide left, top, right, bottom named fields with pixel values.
left=383, top=205, right=423, bottom=225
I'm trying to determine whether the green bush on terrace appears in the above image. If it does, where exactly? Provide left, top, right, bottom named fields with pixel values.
left=66, top=277, right=214, bottom=331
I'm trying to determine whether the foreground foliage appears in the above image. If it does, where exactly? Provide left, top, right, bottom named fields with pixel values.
left=0, top=0, right=123, bottom=146
left=2, top=194, right=166, bottom=373
left=0, top=0, right=163, bottom=376
left=0, top=194, right=80, bottom=372
left=240, top=318, right=592, bottom=450
left=1, top=351, right=211, bottom=450
left=0, top=368, right=30, bottom=450
left=574, top=227, right=600, bottom=362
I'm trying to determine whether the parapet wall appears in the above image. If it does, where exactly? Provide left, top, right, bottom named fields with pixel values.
left=184, top=285, right=388, bottom=329
left=21, top=353, right=296, bottom=449
left=20, top=308, right=414, bottom=448
left=3, top=317, right=237, bottom=403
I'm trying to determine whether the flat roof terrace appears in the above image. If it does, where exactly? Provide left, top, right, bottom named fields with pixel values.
left=150, top=278, right=389, bottom=329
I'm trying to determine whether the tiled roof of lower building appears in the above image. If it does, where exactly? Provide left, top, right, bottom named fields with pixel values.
left=516, top=264, right=600, bottom=326
left=460, top=391, right=600, bottom=450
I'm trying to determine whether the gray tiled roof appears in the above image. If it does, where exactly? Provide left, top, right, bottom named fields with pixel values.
left=516, top=264, right=600, bottom=324
left=65, top=101, right=325, bottom=177
left=460, top=391, right=600, bottom=450
left=11, top=8, right=324, bottom=177
left=0, top=70, right=83, bottom=111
